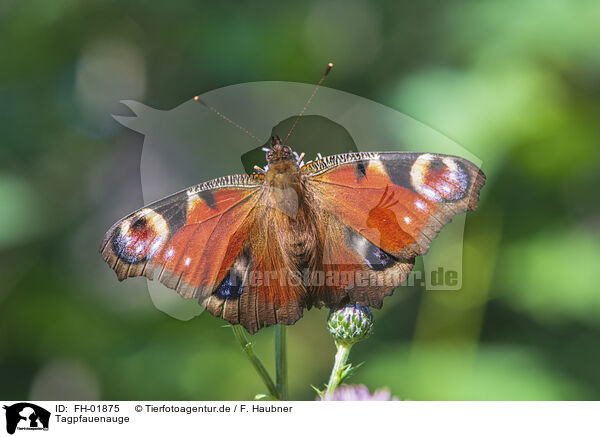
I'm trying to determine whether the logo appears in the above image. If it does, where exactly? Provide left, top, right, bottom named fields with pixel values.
left=3, top=403, right=50, bottom=435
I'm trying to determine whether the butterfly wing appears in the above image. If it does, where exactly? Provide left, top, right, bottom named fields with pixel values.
left=100, top=172, right=309, bottom=333
left=100, top=174, right=265, bottom=311
left=101, top=151, right=485, bottom=333
left=205, top=212, right=309, bottom=334
left=310, top=209, right=417, bottom=310
left=303, top=152, right=485, bottom=308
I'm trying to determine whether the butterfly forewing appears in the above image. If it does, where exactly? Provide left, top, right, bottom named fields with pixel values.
left=100, top=173, right=263, bottom=299
left=304, top=152, right=485, bottom=258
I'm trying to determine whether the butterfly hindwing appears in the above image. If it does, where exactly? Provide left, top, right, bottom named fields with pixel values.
left=312, top=210, right=415, bottom=310
left=205, top=247, right=306, bottom=334
left=208, top=190, right=314, bottom=333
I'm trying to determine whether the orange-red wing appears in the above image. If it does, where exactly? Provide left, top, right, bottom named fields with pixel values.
left=100, top=174, right=263, bottom=300
left=204, top=213, right=310, bottom=334
left=100, top=172, right=308, bottom=334
left=310, top=210, right=415, bottom=310
left=304, top=152, right=486, bottom=259
left=303, top=152, right=484, bottom=310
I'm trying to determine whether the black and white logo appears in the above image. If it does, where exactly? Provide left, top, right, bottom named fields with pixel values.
left=3, top=403, right=50, bottom=435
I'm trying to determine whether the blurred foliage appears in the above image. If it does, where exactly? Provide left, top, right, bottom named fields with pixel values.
left=1, top=0, right=600, bottom=400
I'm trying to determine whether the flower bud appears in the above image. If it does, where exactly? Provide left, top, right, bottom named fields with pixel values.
left=320, top=384, right=398, bottom=401
left=327, top=304, right=374, bottom=346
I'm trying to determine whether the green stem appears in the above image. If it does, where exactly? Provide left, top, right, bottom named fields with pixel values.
left=325, top=341, right=352, bottom=395
left=231, top=325, right=279, bottom=399
left=275, top=324, right=288, bottom=400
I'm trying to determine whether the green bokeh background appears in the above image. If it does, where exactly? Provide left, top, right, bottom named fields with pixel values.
left=2, top=0, right=600, bottom=401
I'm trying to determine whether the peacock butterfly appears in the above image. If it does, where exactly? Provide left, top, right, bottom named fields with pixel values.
left=100, top=134, right=485, bottom=333
left=100, top=63, right=485, bottom=333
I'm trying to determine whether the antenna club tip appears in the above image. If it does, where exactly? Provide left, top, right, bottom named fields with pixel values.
left=328, top=62, right=333, bottom=67
left=194, top=95, right=208, bottom=107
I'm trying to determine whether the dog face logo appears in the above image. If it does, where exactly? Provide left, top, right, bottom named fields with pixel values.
left=3, top=403, right=50, bottom=435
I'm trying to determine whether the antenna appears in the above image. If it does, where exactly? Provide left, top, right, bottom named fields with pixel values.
left=193, top=95, right=262, bottom=143
left=284, top=62, right=333, bottom=144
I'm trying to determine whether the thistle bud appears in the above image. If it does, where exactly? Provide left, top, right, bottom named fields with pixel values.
left=327, top=304, right=374, bottom=346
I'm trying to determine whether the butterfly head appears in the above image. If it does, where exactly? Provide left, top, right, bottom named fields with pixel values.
left=266, top=135, right=293, bottom=164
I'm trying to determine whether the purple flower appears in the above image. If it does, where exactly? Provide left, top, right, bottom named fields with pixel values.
left=320, top=384, right=399, bottom=401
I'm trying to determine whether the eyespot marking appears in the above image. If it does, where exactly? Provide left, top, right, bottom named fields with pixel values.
left=214, top=269, right=244, bottom=300
left=112, top=208, right=169, bottom=264
left=213, top=255, right=249, bottom=300
left=348, top=232, right=397, bottom=271
left=410, top=154, right=470, bottom=202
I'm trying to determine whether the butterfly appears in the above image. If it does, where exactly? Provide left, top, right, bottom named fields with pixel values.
left=100, top=135, right=485, bottom=333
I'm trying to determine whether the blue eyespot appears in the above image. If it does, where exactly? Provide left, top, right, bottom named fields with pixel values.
left=214, top=270, right=244, bottom=300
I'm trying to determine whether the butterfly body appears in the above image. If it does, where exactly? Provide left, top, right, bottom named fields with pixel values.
left=101, top=136, right=485, bottom=333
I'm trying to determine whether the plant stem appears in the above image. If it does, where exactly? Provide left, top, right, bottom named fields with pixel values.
left=325, top=341, right=352, bottom=395
left=275, top=324, right=288, bottom=400
left=231, top=325, right=279, bottom=399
